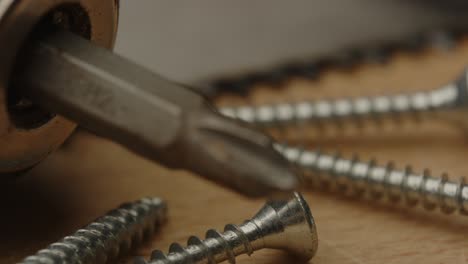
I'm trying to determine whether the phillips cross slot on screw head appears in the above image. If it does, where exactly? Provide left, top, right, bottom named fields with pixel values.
left=12, top=29, right=299, bottom=198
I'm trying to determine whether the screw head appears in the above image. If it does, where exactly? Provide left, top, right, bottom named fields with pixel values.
left=250, top=192, right=318, bottom=260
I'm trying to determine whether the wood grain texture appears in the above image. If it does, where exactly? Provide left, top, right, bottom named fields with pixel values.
left=2, top=40, right=468, bottom=264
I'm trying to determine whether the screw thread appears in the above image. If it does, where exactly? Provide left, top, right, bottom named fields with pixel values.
left=20, top=197, right=167, bottom=264
left=139, top=222, right=258, bottom=264
left=219, top=83, right=458, bottom=127
left=276, top=144, right=468, bottom=214
left=206, top=30, right=464, bottom=97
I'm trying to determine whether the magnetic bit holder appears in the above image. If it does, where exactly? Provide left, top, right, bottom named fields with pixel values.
left=135, top=192, right=318, bottom=264
left=20, top=197, right=167, bottom=264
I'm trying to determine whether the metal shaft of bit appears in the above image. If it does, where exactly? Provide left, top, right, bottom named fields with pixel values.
left=12, top=30, right=299, bottom=197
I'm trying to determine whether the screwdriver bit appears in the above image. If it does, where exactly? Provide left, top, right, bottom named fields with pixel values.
left=12, top=29, right=299, bottom=197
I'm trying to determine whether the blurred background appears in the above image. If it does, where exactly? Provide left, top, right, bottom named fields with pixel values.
left=114, top=0, right=468, bottom=83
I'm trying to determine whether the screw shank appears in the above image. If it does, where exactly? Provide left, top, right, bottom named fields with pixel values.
left=278, top=144, right=468, bottom=214
left=220, top=83, right=460, bottom=127
left=20, top=197, right=167, bottom=264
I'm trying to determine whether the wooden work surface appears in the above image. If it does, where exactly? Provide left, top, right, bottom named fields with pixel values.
left=3, top=41, right=468, bottom=264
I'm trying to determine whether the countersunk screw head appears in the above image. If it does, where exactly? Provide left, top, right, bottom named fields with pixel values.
left=252, top=192, right=318, bottom=260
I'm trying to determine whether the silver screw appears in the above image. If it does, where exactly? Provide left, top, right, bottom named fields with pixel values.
left=218, top=69, right=467, bottom=127
left=135, top=192, right=318, bottom=264
left=276, top=144, right=468, bottom=215
left=20, top=197, right=168, bottom=264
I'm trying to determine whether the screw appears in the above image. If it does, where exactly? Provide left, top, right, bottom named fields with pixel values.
left=135, top=192, right=318, bottom=264
left=218, top=69, right=466, bottom=128
left=276, top=144, right=468, bottom=215
left=20, top=197, right=168, bottom=264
